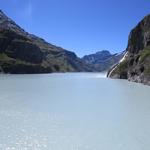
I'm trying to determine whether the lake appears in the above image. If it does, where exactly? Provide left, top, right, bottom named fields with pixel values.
left=0, top=73, right=150, bottom=150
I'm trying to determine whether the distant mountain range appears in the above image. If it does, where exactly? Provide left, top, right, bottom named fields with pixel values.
left=82, top=50, right=124, bottom=71
left=0, top=10, right=123, bottom=74
left=108, top=14, right=150, bottom=85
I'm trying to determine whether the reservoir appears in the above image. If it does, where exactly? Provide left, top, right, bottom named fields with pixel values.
left=0, top=73, right=150, bottom=150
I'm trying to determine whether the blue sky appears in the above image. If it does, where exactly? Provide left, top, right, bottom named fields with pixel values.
left=1, top=0, right=150, bottom=57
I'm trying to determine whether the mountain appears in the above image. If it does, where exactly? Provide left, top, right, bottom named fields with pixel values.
left=108, top=14, right=150, bottom=85
left=82, top=50, right=124, bottom=71
left=0, top=10, right=93, bottom=73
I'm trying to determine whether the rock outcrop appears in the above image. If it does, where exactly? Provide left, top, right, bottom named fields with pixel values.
left=0, top=10, right=93, bottom=74
left=108, top=14, right=150, bottom=85
left=82, top=50, right=124, bottom=72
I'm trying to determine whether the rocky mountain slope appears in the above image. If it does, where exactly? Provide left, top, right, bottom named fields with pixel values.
left=108, top=14, right=150, bottom=85
left=0, top=10, right=93, bottom=73
left=82, top=50, right=124, bottom=71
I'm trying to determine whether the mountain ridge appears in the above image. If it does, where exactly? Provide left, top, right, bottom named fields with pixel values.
left=0, top=10, right=93, bottom=73
left=0, top=10, right=124, bottom=74
left=82, top=50, right=124, bottom=71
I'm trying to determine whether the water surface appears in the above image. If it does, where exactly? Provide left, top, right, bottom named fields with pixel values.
left=0, top=73, right=150, bottom=150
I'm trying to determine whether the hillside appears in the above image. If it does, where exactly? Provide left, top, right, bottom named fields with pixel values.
left=0, top=10, right=93, bottom=73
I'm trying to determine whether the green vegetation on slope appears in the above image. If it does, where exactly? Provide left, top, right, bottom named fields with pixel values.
left=117, top=60, right=128, bottom=72
left=0, top=53, right=13, bottom=61
left=139, top=46, right=150, bottom=62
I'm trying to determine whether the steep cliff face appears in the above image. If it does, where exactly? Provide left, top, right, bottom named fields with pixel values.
left=0, top=10, right=92, bottom=73
left=108, top=14, right=150, bottom=85
left=82, top=50, right=124, bottom=71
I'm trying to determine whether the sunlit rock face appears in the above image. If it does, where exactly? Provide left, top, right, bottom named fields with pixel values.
left=108, top=14, right=150, bottom=85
